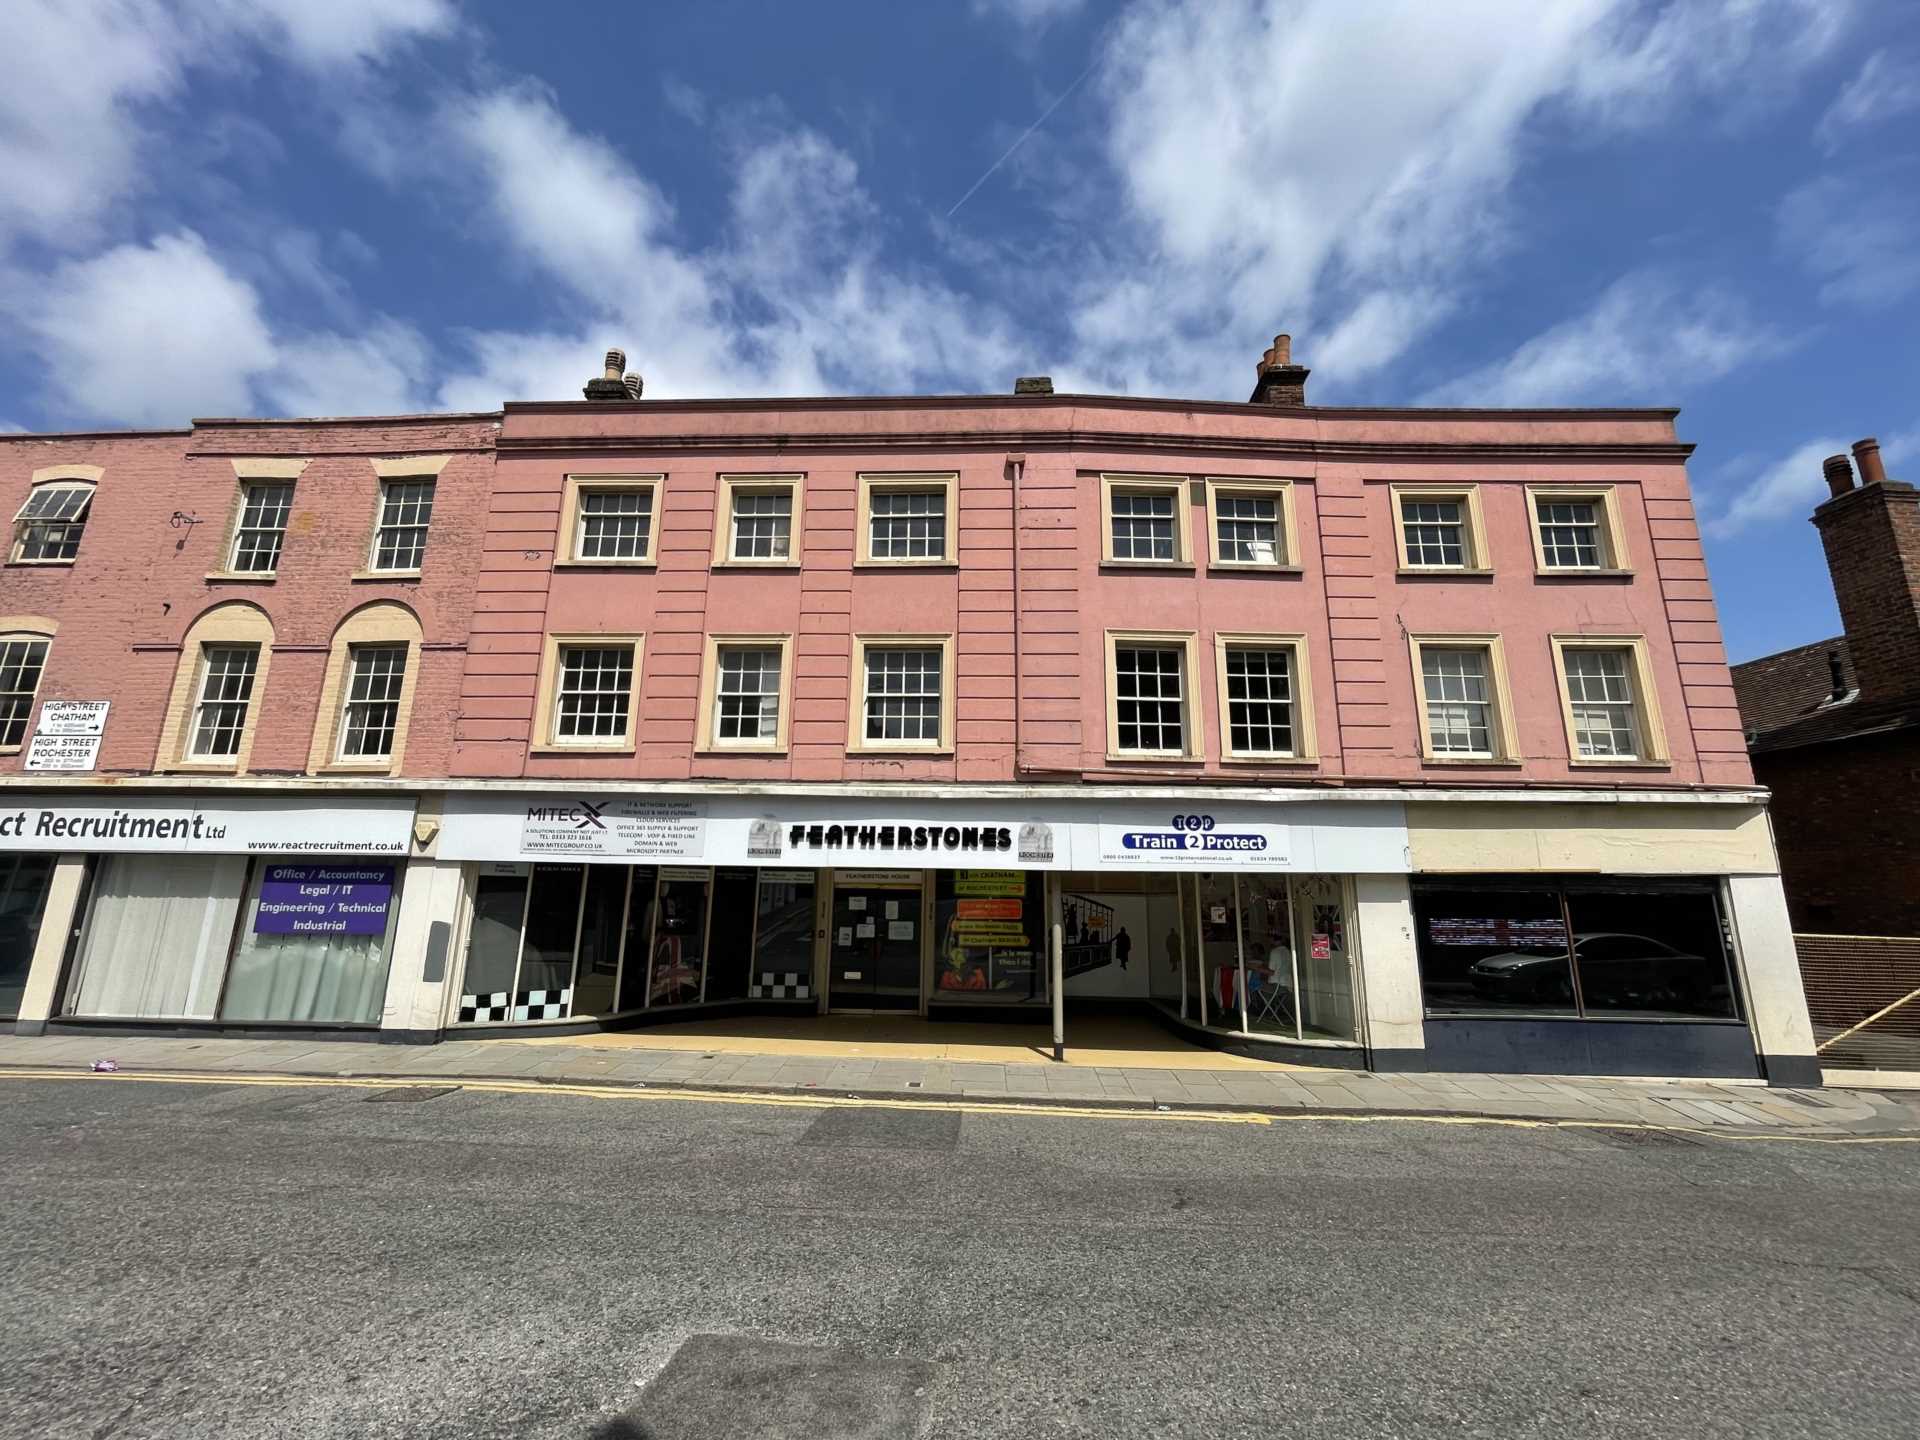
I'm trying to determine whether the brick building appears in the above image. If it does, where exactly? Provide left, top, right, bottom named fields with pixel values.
left=0, top=344, right=1819, bottom=1082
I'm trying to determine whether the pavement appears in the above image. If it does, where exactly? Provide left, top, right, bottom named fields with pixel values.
left=3, top=1030, right=1918, bottom=1137
left=2, top=1071, right=1916, bottom=1438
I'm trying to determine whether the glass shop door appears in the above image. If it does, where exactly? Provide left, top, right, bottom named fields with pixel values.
left=827, top=879, right=922, bottom=1012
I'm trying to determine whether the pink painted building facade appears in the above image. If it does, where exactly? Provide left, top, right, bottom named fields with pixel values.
left=0, top=347, right=1817, bottom=1084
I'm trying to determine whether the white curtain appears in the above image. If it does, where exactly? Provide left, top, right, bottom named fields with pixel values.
left=220, top=870, right=397, bottom=1024
left=68, top=855, right=246, bottom=1019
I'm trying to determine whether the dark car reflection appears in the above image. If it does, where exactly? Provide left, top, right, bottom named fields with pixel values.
left=1468, top=931, right=1722, bottom=1010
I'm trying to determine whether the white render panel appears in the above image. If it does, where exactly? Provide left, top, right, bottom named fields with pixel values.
left=1353, top=874, right=1424, bottom=1056
left=380, top=857, right=466, bottom=1036
left=1724, top=873, right=1818, bottom=1064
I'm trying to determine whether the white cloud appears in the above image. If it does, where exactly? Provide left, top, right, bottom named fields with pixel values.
left=1421, top=271, right=1780, bottom=407
left=1706, top=436, right=1849, bottom=538
left=0, top=0, right=452, bottom=251
left=262, top=320, right=436, bottom=418
left=1776, top=171, right=1920, bottom=307
left=1065, top=0, right=1847, bottom=397
left=971, top=0, right=1087, bottom=29
left=11, top=231, right=277, bottom=426
left=1816, top=49, right=1920, bottom=152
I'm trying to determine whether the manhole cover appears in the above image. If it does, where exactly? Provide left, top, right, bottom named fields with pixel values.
left=797, top=1107, right=960, bottom=1152
left=623, top=1334, right=932, bottom=1439
left=1586, top=1125, right=1702, bottom=1149
left=362, top=1085, right=461, bottom=1104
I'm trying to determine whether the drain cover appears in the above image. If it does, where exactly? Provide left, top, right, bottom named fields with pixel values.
left=363, top=1085, right=461, bottom=1104
left=797, top=1107, right=960, bottom=1152
left=624, top=1334, right=932, bottom=1439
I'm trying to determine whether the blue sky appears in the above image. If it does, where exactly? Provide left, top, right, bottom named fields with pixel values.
left=3, top=1, right=1917, bottom=662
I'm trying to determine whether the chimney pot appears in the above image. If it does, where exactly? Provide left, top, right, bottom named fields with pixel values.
left=622, top=373, right=643, bottom=400
left=604, top=349, right=625, bottom=380
left=1822, top=453, right=1855, bottom=497
left=1013, top=376, right=1053, bottom=396
left=1827, top=650, right=1849, bottom=702
left=1852, top=436, right=1888, bottom=486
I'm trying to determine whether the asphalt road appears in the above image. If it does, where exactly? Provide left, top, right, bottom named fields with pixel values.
left=1, top=1076, right=1916, bottom=1440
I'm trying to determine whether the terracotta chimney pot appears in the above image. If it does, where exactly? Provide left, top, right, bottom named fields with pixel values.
left=1852, top=437, right=1887, bottom=486
left=1823, top=454, right=1855, bottom=497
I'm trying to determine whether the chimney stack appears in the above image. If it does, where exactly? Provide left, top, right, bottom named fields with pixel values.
left=1811, top=433, right=1920, bottom=704
left=1823, top=453, right=1855, bottom=497
left=583, top=347, right=636, bottom=401
left=1013, top=376, right=1054, bottom=396
left=1249, top=333, right=1309, bottom=407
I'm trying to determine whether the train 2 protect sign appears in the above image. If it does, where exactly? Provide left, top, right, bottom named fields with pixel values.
left=1096, top=812, right=1291, bottom=868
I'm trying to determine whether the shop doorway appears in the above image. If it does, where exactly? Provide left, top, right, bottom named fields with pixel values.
left=827, top=874, right=922, bottom=1012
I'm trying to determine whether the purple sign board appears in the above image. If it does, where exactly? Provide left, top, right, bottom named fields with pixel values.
left=255, top=863, right=395, bottom=936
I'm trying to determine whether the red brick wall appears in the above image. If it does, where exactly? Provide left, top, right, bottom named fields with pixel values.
left=0, top=416, right=496, bottom=778
left=1753, top=730, right=1920, bottom=936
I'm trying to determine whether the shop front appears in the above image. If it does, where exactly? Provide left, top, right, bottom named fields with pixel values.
left=433, top=790, right=1407, bottom=1054
left=0, top=791, right=417, bottom=1032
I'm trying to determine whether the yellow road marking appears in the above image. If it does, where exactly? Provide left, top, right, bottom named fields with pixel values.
left=0, top=1066, right=1914, bottom=1145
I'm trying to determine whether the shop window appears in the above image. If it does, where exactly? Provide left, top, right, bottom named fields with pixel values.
left=934, top=870, right=1045, bottom=1002
left=1106, top=631, right=1197, bottom=759
left=651, top=868, right=711, bottom=1005
left=1549, top=636, right=1668, bottom=765
left=560, top=474, right=660, bottom=565
left=1564, top=890, right=1740, bottom=1020
left=1408, top=636, right=1519, bottom=763
left=859, top=474, right=956, bottom=564
left=1527, top=486, right=1630, bottom=574
left=1291, top=873, right=1355, bottom=1041
left=221, top=859, right=400, bottom=1023
left=0, top=853, right=57, bottom=1019
left=1390, top=485, right=1490, bottom=572
left=462, top=866, right=530, bottom=1018
left=67, top=855, right=248, bottom=1020
left=1412, top=880, right=1740, bottom=1022
left=716, top=475, right=803, bottom=564
left=369, top=478, right=435, bottom=572
left=1412, top=885, right=1574, bottom=1016
left=518, top=864, right=586, bottom=1012
left=750, top=870, right=817, bottom=999
left=534, top=634, right=644, bottom=751
left=851, top=637, right=953, bottom=752
left=615, top=866, right=661, bottom=1013
left=1101, top=475, right=1190, bottom=565
left=1215, top=635, right=1314, bottom=761
left=1204, top=480, right=1296, bottom=569
left=0, top=632, right=51, bottom=749
left=228, top=480, right=295, bottom=573
left=705, top=868, right=759, bottom=1002
left=11, top=480, right=95, bottom=563
left=700, top=636, right=793, bottom=752
left=572, top=864, right=628, bottom=1017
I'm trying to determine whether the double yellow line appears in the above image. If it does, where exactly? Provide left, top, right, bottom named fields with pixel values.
left=0, top=1066, right=1913, bottom=1145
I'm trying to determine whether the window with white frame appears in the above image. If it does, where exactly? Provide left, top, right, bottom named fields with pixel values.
left=0, top=636, right=49, bottom=746
left=370, top=479, right=434, bottom=571
left=1222, top=644, right=1296, bottom=756
left=1561, top=647, right=1640, bottom=758
left=728, top=489, right=793, bottom=561
left=230, top=481, right=294, bottom=572
left=553, top=645, right=635, bottom=742
left=868, top=490, right=946, bottom=560
left=1110, top=490, right=1179, bottom=561
left=577, top=487, right=653, bottom=561
left=1113, top=643, right=1188, bottom=753
left=1215, top=493, right=1282, bottom=564
left=714, top=645, right=783, bottom=742
left=12, top=484, right=93, bottom=563
left=336, top=645, right=407, bottom=760
left=189, top=646, right=260, bottom=759
left=1420, top=646, right=1496, bottom=758
left=1402, top=497, right=1466, bottom=567
left=862, top=645, right=943, bottom=744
